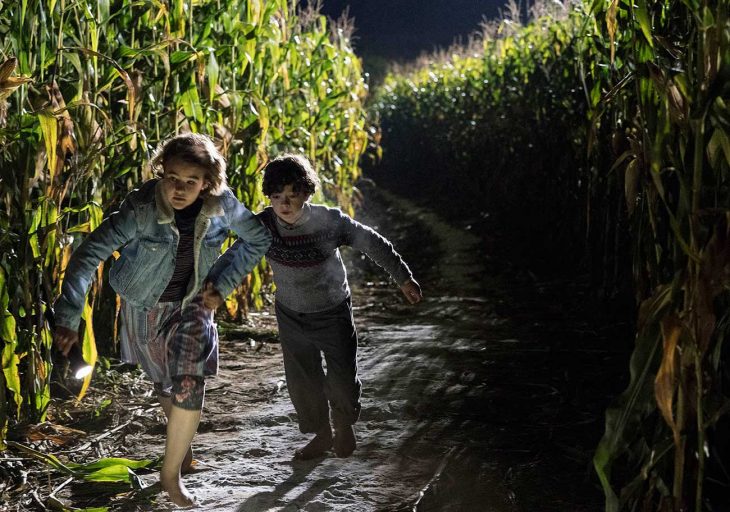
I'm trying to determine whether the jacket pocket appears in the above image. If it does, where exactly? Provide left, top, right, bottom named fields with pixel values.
left=111, top=238, right=171, bottom=299
left=199, top=238, right=223, bottom=275
left=203, top=230, right=227, bottom=248
left=110, top=253, right=133, bottom=293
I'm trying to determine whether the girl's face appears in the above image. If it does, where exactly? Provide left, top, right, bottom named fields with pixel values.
left=269, top=184, right=309, bottom=224
left=162, top=158, right=210, bottom=210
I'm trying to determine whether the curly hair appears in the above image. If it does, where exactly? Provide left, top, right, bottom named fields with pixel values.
left=150, top=133, right=228, bottom=195
left=262, top=154, right=320, bottom=196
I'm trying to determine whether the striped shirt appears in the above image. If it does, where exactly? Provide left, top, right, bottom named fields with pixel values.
left=159, top=199, right=203, bottom=302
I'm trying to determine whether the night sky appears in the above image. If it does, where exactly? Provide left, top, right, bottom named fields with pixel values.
left=308, top=0, right=508, bottom=61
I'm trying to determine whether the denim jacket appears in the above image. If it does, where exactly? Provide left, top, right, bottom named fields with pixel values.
left=54, top=178, right=271, bottom=331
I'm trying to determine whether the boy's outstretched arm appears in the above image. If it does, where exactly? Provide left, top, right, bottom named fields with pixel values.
left=400, top=279, right=423, bottom=304
left=338, top=209, right=422, bottom=304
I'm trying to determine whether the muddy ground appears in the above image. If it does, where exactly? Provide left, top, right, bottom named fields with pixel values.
left=1, top=182, right=631, bottom=511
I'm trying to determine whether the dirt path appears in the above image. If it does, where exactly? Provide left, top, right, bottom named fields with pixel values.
left=129, top=186, right=519, bottom=511
left=166, top=184, right=627, bottom=512
left=5, top=183, right=629, bottom=511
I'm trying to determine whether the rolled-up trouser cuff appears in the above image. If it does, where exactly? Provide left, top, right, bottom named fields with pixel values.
left=331, top=403, right=361, bottom=429
left=171, top=374, right=205, bottom=410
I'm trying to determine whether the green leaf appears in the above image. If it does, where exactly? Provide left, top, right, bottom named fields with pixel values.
left=6, top=441, right=77, bottom=475
left=178, top=78, right=204, bottom=125
left=88, top=203, right=103, bottom=232
left=113, top=167, right=135, bottom=178
left=1, top=321, right=21, bottom=415
left=634, top=0, right=654, bottom=48
left=170, top=50, right=195, bottom=65
left=28, top=203, right=42, bottom=234
left=66, top=457, right=156, bottom=471
left=77, top=297, right=97, bottom=401
left=707, top=128, right=730, bottom=170
left=97, top=0, right=111, bottom=23
left=118, top=45, right=138, bottom=58
left=702, top=6, right=715, bottom=29
left=207, top=49, right=220, bottom=103
left=37, top=111, right=58, bottom=181
left=85, top=465, right=137, bottom=483
left=29, top=232, right=41, bottom=259
left=594, top=286, right=671, bottom=511
left=35, top=328, right=52, bottom=421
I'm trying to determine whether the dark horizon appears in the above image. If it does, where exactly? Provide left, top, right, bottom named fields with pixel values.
left=308, top=0, right=508, bottom=61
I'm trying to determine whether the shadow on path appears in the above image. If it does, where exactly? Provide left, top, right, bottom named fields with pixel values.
left=236, top=461, right=330, bottom=511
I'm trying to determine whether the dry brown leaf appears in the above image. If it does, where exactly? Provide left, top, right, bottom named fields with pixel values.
left=655, top=315, right=681, bottom=446
left=0, top=58, right=33, bottom=102
left=23, top=422, right=86, bottom=447
left=46, top=81, right=76, bottom=192
left=0, top=57, right=17, bottom=82
left=694, top=217, right=730, bottom=352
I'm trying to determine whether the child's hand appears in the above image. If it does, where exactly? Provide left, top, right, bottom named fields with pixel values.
left=400, top=279, right=422, bottom=304
left=202, top=282, right=225, bottom=310
left=54, top=325, right=79, bottom=357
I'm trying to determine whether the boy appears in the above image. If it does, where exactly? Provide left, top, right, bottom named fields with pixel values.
left=206, top=154, right=421, bottom=459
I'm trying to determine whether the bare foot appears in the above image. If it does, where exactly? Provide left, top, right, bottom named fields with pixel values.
left=181, top=446, right=194, bottom=474
left=333, top=424, right=356, bottom=458
left=294, top=427, right=333, bottom=460
left=160, top=472, right=196, bottom=507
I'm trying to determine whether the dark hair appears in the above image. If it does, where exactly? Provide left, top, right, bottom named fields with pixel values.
left=262, top=154, right=320, bottom=196
left=151, top=133, right=228, bottom=195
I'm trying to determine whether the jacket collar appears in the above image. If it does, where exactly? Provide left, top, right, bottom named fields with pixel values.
left=154, top=179, right=225, bottom=224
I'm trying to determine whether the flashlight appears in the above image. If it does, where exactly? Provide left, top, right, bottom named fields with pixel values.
left=67, top=343, right=93, bottom=380
left=44, top=307, right=93, bottom=380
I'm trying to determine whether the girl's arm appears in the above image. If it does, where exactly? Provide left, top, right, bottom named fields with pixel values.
left=54, top=196, right=138, bottom=332
left=205, top=194, right=271, bottom=300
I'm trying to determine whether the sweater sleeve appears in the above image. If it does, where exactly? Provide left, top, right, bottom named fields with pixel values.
left=54, top=193, right=139, bottom=331
left=336, top=209, right=413, bottom=286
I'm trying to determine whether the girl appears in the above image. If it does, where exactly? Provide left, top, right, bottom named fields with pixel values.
left=53, top=133, right=271, bottom=506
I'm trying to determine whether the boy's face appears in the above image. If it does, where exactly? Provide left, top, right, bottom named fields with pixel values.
left=162, top=158, right=210, bottom=210
left=269, top=184, right=309, bottom=224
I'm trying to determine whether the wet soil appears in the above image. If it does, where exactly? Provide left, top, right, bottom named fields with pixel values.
left=1, top=182, right=631, bottom=511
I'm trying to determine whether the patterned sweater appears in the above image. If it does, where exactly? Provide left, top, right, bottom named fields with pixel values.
left=258, top=204, right=412, bottom=313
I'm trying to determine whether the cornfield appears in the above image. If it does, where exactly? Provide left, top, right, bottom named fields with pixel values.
left=368, top=1, right=591, bottom=274
left=0, top=0, right=368, bottom=449
left=370, top=0, right=730, bottom=510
